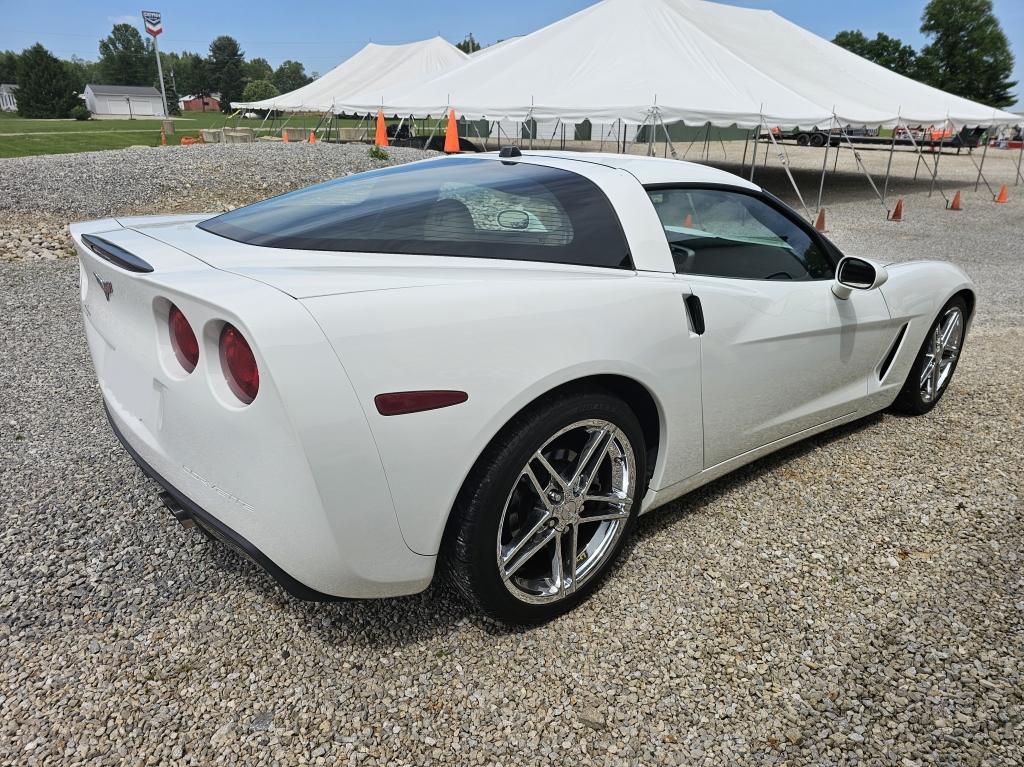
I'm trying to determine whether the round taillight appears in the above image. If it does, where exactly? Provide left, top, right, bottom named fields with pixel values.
left=219, top=323, right=259, bottom=404
left=169, top=304, right=199, bottom=373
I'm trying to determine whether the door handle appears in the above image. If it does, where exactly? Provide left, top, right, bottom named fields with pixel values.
left=684, top=294, right=705, bottom=335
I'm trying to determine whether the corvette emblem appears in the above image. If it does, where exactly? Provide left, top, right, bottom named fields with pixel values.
left=94, top=273, right=113, bottom=301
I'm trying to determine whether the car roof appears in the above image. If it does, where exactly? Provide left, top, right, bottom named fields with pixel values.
left=474, top=150, right=759, bottom=190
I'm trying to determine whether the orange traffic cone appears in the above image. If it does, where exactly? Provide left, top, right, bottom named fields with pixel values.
left=443, top=108, right=460, bottom=154
left=813, top=208, right=827, bottom=232
left=282, top=130, right=289, bottom=143
left=308, top=130, right=316, bottom=144
left=683, top=213, right=693, bottom=228
left=160, top=126, right=167, bottom=146
left=948, top=190, right=962, bottom=211
left=375, top=111, right=389, bottom=147
left=995, top=184, right=1009, bottom=203
left=888, top=197, right=904, bottom=222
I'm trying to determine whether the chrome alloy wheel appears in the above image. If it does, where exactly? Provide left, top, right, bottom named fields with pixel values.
left=920, top=306, right=964, bottom=403
left=496, top=419, right=636, bottom=604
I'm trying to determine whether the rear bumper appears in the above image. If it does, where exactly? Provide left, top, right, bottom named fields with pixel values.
left=105, top=402, right=342, bottom=602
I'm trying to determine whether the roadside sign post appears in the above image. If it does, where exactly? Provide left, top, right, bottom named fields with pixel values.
left=142, top=11, right=169, bottom=118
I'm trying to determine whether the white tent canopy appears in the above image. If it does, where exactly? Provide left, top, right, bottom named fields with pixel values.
left=232, top=37, right=468, bottom=112
left=335, top=0, right=1020, bottom=129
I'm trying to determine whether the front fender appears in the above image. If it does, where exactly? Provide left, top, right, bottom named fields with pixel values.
left=874, top=260, right=975, bottom=403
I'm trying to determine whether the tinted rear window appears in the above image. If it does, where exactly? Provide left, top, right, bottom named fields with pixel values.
left=199, top=157, right=632, bottom=269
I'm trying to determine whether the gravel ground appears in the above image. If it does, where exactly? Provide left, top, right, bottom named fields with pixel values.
left=0, top=142, right=434, bottom=262
left=0, top=143, right=1021, bottom=766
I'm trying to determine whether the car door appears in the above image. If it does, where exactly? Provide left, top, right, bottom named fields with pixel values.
left=646, top=186, right=894, bottom=468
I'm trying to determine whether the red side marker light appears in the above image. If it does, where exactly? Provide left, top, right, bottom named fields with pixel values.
left=219, top=323, right=259, bottom=404
left=169, top=304, right=199, bottom=373
left=374, top=390, right=468, bottom=416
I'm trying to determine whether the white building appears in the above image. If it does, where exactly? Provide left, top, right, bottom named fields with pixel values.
left=0, top=84, right=17, bottom=112
left=83, top=84, right=165, bottom=118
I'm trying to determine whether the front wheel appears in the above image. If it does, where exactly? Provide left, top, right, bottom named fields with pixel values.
left=445, top=391, right=647, bottom=624
left=891, top=297, right=967, bottom=415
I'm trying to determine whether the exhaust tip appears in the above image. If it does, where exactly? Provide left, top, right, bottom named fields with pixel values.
left=158, top=490, right=195, bottom=529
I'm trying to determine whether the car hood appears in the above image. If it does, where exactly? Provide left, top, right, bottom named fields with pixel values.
left=118, top=214, right=631, bottom=299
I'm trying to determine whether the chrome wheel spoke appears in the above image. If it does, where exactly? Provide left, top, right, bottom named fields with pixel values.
left=568, top=427, right=612, bottom=495
left=501, top=511, right=553, bottom=570
left=584, top=492, right=632, bottom=508
left=532, top=451, right=566, bottom=491
left=504, top=528, right=556, bottom=577
left=522, top=465, right=554, bottom=512
left=567, top=524, right=578, bottom=594
left=551, top=532, right=564, bottom=594
left=580, top=509, right=631, bottom=524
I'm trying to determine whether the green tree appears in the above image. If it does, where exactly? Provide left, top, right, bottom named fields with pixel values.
left=456, top=34, right=481, bottom=54
left=16, top=44, right=78, bottom=118
left=63, top=56, right=98, bottom=93
left=173, top=52, right=209, bottom=98
left=272, top=60, right=310, bottom=93
left=98, top=23, right=155, bottom=85
left=207, top=35, right=245, bottom=112
left=916, top=0, right=1016, bottom=107
left=241, top=79, right=278, bottom=102
left=244, top=57, right=273, bottom=83
left=0, top=50, right=19, bottom=83
left=832, top=30, right=918, bottom=73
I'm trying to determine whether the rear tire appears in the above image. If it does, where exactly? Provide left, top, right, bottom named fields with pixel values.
left=891, top=296, right=967, bottom=415
left=445, top=390, right=647, bottom=625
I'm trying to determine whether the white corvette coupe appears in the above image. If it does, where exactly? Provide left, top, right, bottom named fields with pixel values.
left=73, top=150, right=974, bottom=623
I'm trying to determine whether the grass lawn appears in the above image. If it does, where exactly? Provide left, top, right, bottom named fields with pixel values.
left=0, top=111, right=315, bottom=158
left=0, top=111, right=458, bottom=158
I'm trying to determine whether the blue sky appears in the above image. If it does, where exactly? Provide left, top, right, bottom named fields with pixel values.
left=2, top=0, right=1021, bottom=108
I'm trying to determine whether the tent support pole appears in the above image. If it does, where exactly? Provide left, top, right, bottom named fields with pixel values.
left=470, top=120, right=484, bottom=150
left=702, top=122, right=711, bottom=161
left=548, top=118, right=562, bottom=147
left=927, top=119, right=950, bottom=198
left=882, top=112, right=901, bottom=205
left=1016, top=131, right=1024, bottom=185
left=682, top=126, right=704, bottom=160
left=817, top=115, right=836, bottom=213
left=740, top=129, right=750, bottom=176
left=424, top=115, right=442, bottom=148
left=765, top=122, right=813, bottom=221
left=749, top=124, right=760, bottom=182
left=972, top=125, right=994, bottom=194
left=656, top=112, right=679, bottom=160
left=902, top=124, right=941, bottom=201
left=837, top=120, right=890, bottom=216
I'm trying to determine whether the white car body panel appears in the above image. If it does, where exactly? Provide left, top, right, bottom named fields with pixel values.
left=72, top=151, right=975, bottom=599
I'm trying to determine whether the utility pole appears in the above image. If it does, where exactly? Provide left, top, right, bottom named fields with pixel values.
left=141, top=11, right=169, bottom=117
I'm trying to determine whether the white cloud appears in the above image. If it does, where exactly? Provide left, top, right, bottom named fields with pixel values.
left=107, top=14, right=138, bottom=26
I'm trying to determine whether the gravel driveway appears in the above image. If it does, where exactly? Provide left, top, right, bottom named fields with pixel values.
left=0, top=143, right=1021, bottom=766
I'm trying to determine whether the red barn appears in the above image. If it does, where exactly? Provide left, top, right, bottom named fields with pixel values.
left=180, top=94, right=221, bottom=112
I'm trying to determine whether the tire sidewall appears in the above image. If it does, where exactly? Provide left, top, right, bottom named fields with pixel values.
left=457, top=392, right=647, bottom=624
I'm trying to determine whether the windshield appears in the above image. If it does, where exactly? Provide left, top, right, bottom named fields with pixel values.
left=199, top=157, right=633, bottom=270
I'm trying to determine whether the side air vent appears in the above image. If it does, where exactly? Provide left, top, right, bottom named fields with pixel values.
left=878, top=323, right=909, bottom=381
left=81, top=234, right=154, bottom=273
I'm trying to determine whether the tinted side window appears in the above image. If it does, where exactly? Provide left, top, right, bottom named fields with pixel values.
left=647, top=189, right=833, bottom=280
left=200, top=158, right=632, bottom=270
